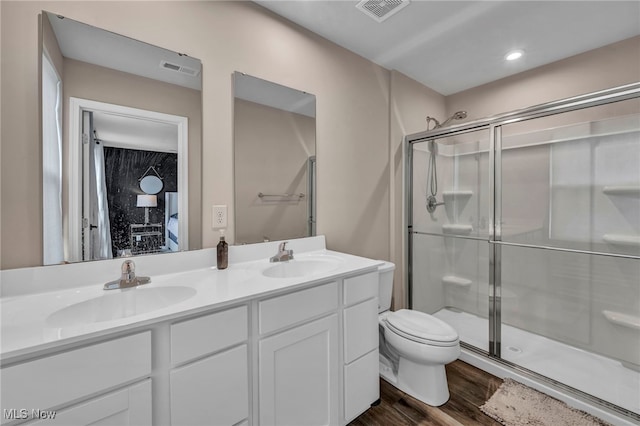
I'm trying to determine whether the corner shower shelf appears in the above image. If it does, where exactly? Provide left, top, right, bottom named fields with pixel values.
left=602, top=234, right=640, bottom=247
left=602, top=186, right=640, bottom=197
left=603, top=310, right=640, bottom=331
left=442, top=224, right=473, bottom=236
left=442, top=190, right=473, bottom=201
left=442, top=276, right=472, bottom=288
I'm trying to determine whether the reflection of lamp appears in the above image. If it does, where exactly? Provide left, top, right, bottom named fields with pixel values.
left=137, top=194, right=157, bottom=224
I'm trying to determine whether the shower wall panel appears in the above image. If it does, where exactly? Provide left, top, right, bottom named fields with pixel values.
left=501, top=246, right=591, bottom=345
left=411, top=234, right=446, bottom=315
left=411, top=137, right=490, bottom=240
left=499, top=111, right=640, bottom=365
left=502, top=114, right=640, bottom=257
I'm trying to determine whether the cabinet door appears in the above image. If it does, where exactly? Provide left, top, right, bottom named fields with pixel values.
left=344, top=349, right=379, bottom=423
left=259, top=314, right=339, bottom=426
left=25, top=380, right=151, bottom=426
left=170, top=345, right=249, bottom=426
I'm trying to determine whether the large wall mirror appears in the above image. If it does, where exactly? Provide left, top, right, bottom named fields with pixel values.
left=41, top=11, right=202, bottom=265
left=233, top=72, right=316, bottom=244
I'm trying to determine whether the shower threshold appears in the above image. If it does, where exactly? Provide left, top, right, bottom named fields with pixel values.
left=434, top=308, right=640, bottom=416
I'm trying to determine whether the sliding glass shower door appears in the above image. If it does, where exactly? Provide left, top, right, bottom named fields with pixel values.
left=497, top=101, right=640, bottom=415
left=409, top=129, right=492, bottom=352
left=407, top=85, right=640, bottom=418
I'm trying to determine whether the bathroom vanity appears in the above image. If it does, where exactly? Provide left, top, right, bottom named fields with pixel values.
left=0, top=237, right=381, bottom=425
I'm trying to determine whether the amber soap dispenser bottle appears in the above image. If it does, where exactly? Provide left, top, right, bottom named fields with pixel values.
left=216, top=229, right=228, bottom=270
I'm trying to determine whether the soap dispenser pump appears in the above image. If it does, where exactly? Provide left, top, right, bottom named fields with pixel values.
left=216, top=229, right=228, bottom=270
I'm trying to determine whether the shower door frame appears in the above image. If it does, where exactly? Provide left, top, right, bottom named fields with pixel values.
left=404, top=81, right=640, bottom=416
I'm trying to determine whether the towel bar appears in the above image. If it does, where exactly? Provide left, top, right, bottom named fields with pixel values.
left=258, top=192, right=305, bottom=199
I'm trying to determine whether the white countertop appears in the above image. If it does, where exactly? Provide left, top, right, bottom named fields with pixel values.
left=1, top=242, right=382, bottom=361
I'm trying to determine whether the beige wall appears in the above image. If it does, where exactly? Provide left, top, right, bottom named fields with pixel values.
left=1, top=1, right=391, bottom=269
left=234, top=99, right=314, bottom=244
left=62, top=58, right=203, bottom=251
left=446, top=36, right=640, bottom=120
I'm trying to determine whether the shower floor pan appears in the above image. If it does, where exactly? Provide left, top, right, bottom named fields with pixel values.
left=434, top=308, right=640, bottom=415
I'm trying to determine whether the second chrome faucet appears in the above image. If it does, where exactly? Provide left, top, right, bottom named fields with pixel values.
left=270, top=242, right=294, bottom=262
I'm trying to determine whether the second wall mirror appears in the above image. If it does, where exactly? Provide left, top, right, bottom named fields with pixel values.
left=233, top=72, right=316, bottom=244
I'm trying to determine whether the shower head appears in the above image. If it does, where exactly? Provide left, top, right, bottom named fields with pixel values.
left=425, top=111, right=468, bottom=130
left=438, top=111, right=467, bottom=128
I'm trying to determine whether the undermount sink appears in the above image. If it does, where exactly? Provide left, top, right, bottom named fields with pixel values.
left=262, top=256, right=343, bottom=278
left=46, top=286, right=197, bottom=327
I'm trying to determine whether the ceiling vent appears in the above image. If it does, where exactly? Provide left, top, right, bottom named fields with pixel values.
left=160, top=60, right=199, bottom=77
left=356, top=0, right=410, bottom=23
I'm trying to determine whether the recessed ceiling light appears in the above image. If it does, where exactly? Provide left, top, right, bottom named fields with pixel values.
left=505, top=50, right=524, bottom=61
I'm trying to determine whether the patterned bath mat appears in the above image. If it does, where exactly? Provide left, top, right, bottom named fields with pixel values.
left=480, top=378, right=611, bottom=426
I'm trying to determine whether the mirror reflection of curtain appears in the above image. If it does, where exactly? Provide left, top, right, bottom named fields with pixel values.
left=42, top=54, right=64, bottom=264
left=91, top=138, right=113, bottom=260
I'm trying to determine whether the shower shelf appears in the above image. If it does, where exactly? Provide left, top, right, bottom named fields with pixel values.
left=441, top=276, right=472, bottom=288
left=442, top=190, right=473, bottom=201
left=602, top=186, right=640, bottom=197
left=602, top=310, right=640, bottom=331
left=442, top=224, right=473, bottom=236
left=602, top=234, right=640, bottom=247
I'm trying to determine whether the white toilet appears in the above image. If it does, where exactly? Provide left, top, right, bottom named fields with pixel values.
left=377, top=261, right=460, bottom=406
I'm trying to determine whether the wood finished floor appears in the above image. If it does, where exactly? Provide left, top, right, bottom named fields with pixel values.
left=349, top=360, right=504, bottom=426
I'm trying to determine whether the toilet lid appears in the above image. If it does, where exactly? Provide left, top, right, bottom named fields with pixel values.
left=386, top=309, right=459, bottom=346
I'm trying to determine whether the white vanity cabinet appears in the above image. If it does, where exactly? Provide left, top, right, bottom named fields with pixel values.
left=256, top=271, right=380, bottom=426
left=342, top=272, right=380, bottom=424
left=1, top=243, right=382, bottom=426
left=258, top=282, right=340, bottom=426
left=0, top=332, right=152, bottom=426
left=169, top=305, right=249, bottom=426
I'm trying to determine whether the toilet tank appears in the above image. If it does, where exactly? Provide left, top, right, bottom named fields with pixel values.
left=378, top=261, right=396, bottom=313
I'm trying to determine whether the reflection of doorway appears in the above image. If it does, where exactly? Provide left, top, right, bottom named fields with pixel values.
left=69, top=98, right=188, bottom=262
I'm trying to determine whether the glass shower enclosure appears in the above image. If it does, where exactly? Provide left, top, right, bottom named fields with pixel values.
left=405, top=83, right=640, bottom=419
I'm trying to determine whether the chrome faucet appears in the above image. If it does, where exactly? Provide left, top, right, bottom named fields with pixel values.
left=269, top=242, right=294, bottom=262
left=104, top=260, right=151, bottom=290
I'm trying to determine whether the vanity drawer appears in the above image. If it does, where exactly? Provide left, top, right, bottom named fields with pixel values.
left=344, top=297, right=379, bottom=364
left=259, top=282, right=338, bottom=334
left=343, top=271, right=378, bottom=306
left=171, top=305, right=248, bottom=365
left=0, top=332, right=151, bottom=419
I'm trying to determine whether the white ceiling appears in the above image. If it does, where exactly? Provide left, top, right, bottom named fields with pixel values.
left=254, top=1, right=640, bottom=96
left=46, top=11, right=202, bottom=91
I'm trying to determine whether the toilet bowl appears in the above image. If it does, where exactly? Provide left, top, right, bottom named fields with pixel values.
left=377, top=262, right=460, bottom=406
